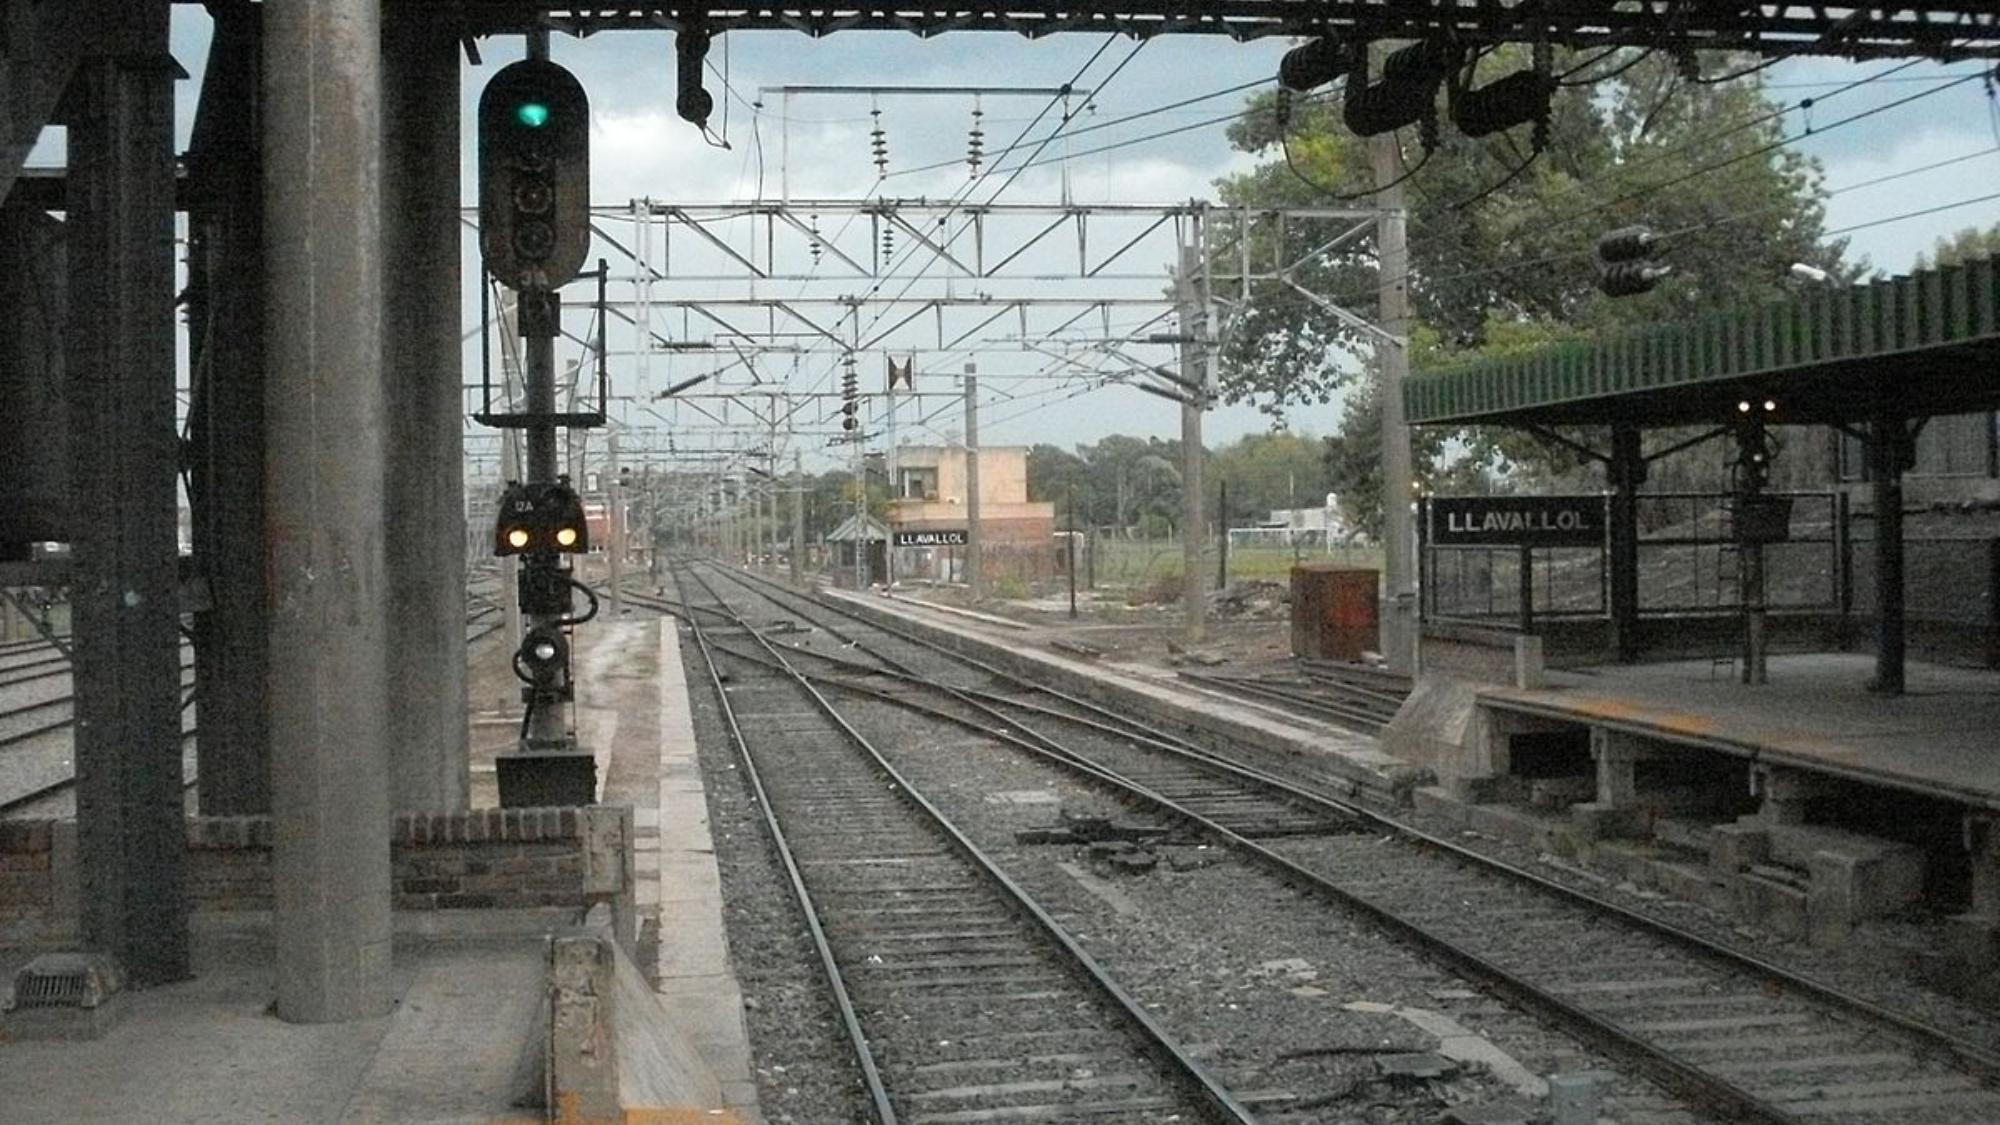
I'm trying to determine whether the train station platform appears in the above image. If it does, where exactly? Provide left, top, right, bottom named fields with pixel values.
left=0, top=618, right=759, bottom=1124
left=1471, top=654, right=2000, bottom=813
left=819, top=585, right=1434, bottom=807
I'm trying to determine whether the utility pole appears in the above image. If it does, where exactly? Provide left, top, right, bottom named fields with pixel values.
left=1068, top=480, right=1078, bottom=619
left=608, top=429, right=625, bottom=614
left=1217, top=478, right=1229, bottom=589
left=964, top=362, right=982, bottom=598
left=1371, top=131, right=1417, bottom=674
left=851, top=439, right=867, bottom=587
left=885, top=380, right=898, bottom=588
left=791, top=449, right=805, bottom=584
left=1177, top=244, right=1207, bottom=645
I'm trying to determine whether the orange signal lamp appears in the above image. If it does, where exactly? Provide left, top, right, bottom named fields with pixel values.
left=507, top=528, right=531, bottom=549
left=555, top=526, right=579, bottom=548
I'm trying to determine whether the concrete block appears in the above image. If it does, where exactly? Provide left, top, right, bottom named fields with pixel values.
left=1709, top=821, right=1771, bottom=874
left=1570, top=800, right=1648, bottom=844
left=1547, top=1071, right=1610, bottom=1125
left=1412, top=786, right=1467, bottom=826
left=549, top=933, right=620, bottom=1124
left=1944, top=913, right=2000, bottom=973
left=1968, top=817, right=2000, bottom=916
left=1736, top=872, right=1807, bottom=941
left=1513, top=634, right=1545, bottom=690
left=1528, top=774, right=1595, bottom=811
left=1808, top=843, right=1926, bottom=949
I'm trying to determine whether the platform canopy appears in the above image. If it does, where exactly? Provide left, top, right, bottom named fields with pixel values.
left=1404, top=256, right=2000, bottom=429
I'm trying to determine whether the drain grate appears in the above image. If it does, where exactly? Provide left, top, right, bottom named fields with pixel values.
left=7, top=952, right=122, bottom=1012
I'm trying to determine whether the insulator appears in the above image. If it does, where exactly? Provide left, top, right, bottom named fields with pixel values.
left=1343, top=39, right=1454, bottom=138
left=1597, top=261, right=1671, bottom=297
left=1597, top=226, right=1663, bottom=263
left=1278, top=36, right=1349, bottom=93
left=1381, top=38, right=1455, bottom=85
left=808, top=213, right=822, bottom=264
left=675, top=27, right=713, bottom=127
left=1451, top=68, right=1556, bottom=138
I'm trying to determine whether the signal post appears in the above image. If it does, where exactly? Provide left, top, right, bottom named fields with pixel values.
left=477, top=54, right=602, bottom=805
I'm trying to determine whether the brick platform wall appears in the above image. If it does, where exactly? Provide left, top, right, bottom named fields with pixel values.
left=1, top=807, right=631, bottom=941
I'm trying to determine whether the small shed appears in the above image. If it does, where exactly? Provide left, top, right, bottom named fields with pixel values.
left=825, top=513, right=889, bottom=586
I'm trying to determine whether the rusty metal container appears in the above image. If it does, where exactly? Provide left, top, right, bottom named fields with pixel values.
left=1291, top=564, right=1379, bottom=661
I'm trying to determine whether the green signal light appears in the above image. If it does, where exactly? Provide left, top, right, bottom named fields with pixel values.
left=515, top=102, right=551, bottom=128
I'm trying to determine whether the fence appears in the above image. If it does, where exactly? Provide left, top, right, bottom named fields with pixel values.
left=1421, top=491, right=1840, bottom=627
left=1420, top=489, right=2000, bottom=667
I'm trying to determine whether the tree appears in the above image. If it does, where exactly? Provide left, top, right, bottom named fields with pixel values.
left=1916, top=224, right=2000, bottom=270
left=1211, top=48, right=1851, bottom=494
left=1207, top=430, right=1334, bottom=522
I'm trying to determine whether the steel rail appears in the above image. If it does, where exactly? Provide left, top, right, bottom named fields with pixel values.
left=0, top=609, right=509, bottom=815
left=674, top=562, right=1261, bottom=1125
left=687, top=562, right=2000, bottom=1090
left=674, top=565, right=901, bottom=1125
left=1174, top=669, right=1399, bottom=733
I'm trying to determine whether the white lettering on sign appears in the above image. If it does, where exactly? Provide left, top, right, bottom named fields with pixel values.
left=1444, top=510, right=1590, bottom=534
left=895, top=529, right=969, bottom=547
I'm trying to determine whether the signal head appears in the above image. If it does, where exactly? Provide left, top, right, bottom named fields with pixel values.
left=478, top=59, right=591, bottom=291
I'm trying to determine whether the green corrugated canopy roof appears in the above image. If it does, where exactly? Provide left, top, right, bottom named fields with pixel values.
left=1404, top=256, right=2000, bottom=428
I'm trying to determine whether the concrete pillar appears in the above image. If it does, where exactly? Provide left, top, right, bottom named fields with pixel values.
left=64, top=0, right=189, bottom=986
left=264, top=0, right=393, bottom=1023
left=1175, top=247, right=1205, bottom=645
left=1571, top=727, right=1651, bottom=841
left=791, top=451, right=804, bottom=585
left=187, top=1, right=272, bottom=816
left=1752, top=765, right=1817, bottom=826
left=380, top=0, right=467, bottom=812
left=1970, top=817, right=2000, bottom=918
left=1371, top=128, right=1416, bottom=675
left=1591, top=728, right=1645, bottom=807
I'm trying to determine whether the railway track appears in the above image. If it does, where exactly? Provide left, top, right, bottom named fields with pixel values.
left=673, top=561, right=1257, bottom=1125
left=652, top=561, right=2000, bottom=1125
left=1175, top=667, right=1407, bottom=734
left=0, top=605, right=507, bottom=817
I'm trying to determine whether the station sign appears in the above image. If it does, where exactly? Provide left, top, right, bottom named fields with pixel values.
left=894, top=528, right=969, bottom=547
left=1429, top=495, right=1605, bottom=548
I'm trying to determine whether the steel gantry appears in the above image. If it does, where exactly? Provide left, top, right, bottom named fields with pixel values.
left=450, top=3, right=2000, bottom=59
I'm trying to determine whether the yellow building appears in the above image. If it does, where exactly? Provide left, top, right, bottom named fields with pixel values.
left=885, top=446, right=1056, bottom=583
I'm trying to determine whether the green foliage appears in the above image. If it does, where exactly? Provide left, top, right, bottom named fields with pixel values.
left=1025, top=434, right=1187, bottom=532
left=1206, top=430, right=1335, bottom=520
left=1916, top=224, right=2000, bottom=269
left=1211, top=49, right=1850, bottom=500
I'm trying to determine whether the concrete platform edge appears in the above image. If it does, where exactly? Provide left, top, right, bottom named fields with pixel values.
left=822, top=587, right=1430, bottom=808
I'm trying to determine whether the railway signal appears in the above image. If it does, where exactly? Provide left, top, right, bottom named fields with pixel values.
left=492, top=479, right=590, bottom=557
left=478, top=58, right=591, bottom=291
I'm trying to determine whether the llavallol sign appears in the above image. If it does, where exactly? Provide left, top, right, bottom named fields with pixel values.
left=894, top=528, right=969, bottom=547
left=1429, top=495, right=1606, bottom=548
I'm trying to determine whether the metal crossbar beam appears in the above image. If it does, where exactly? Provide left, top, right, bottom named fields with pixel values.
left=449, top=3, right=2000, bottom=58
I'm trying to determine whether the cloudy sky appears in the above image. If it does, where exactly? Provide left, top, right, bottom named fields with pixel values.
left=106, top=16, right=2000, bottom=471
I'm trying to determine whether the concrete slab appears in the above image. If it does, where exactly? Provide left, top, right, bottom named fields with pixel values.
left=652, top=619, right=762, bottom=1122
left=0, top=921, right=541, bottom=1125
left=1478, top=654, right=2000, bottom=812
